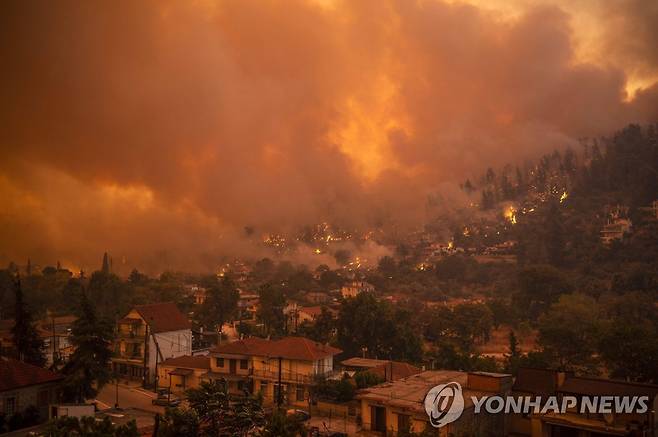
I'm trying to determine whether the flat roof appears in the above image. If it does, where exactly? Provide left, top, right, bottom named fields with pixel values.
left=357, top=371, right=493, bottom=416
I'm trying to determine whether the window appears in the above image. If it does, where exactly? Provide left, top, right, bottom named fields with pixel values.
left=397, top=413, right=411, bottom=432
left=260, top=381, right=269, bottom=395
left=274, top=384, right=287, bottom=403
left=237, top=381, right=245, bottom=391
left=216, top=357, right=224, bottom=368
left=296, top=386, right=305, bottom=402
left=240, top=359, right=248, bottom=370
left=4, top=397, right=16, bottom=416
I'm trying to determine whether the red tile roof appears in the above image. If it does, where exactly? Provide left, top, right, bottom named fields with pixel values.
left=211, top=336, right=341, bottom=361
left=299, top=306, right=323, bottom=317
left=0, top=357, right=64, bottom=392
left=265, top=337, right=341, bottom=361
left=160, top=355, right=210, bottom=370
left=134, top=302, right=191, bottom=333
left=210, top=337, right=270, bottom=355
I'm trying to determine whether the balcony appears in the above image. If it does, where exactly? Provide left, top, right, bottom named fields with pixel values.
left=251, top=369, right=314, bottom=385
left=116, top=330, right=146, bottom=342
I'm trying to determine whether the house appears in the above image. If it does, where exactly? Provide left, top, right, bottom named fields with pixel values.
left=340, top=281, right=375, bottom=298
left=510, top=368, right=658, bottom=437
left=284, top=304, right=334, bottom=332
left=207, top=336, right=342, bottom=407
left=341, top=357, right=421, bottom=382
left=1, top=316, right=76, bottom=367
left=37, top=315, right=77, bottom=366
left=0, top=357, right=64, bottom=423
left=237, top=290, right=260, bottom=321
left=193, top=287, right=207, bottom=305
left=111, top=302, right=192, bottom=385
left=157, top=355, right=210, bottom=395
left=601, top=218, right=632, bottom=244
left=357, top=370, right=512, bottom=435
left=304, top=291, right=331, bottom=304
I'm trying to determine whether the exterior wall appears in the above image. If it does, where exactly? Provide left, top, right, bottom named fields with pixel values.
left=207, top=349, right=335, bottom=408
left=252, top=356, right=315, bottom=384
left=360, top=400, right=372, bottom=430
left=111, top=310, right=147, bottom=381
left=158, top=366, right=206, bottom=394
left=50, top=404, right=95, bottom=419
left=252, top=356, right=314, bottom=407
left=467, top=373, right=507, bottom=392
left=112, top=309, right=192, bottom=384
left=313, top=356, right=333, bottom=375
left=510, top=414, right=532, bottom=436
left=207, top=352, right=252, bottom=395
left=209, top=353, right=251, bottom=377
left=1, top=382, right=60, bottom=421
left=360, top=401, right=433, bottom=435
left=149, top=329, right=192, bottom=381
left=253, top=379, right=309, bottom=408
left=359, top=401, right=507, bottom=436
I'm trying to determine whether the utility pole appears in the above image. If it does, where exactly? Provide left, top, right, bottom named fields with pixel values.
left=142, top=324, right=149, bottom=388
left=277, top=356, right=283, bottom=409
left=50, top=313, right=57, bottom=364
left=115, top=373, right=119, bottom=408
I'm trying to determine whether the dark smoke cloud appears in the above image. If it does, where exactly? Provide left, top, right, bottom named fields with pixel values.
left=0, top=0, right=656, bottom=272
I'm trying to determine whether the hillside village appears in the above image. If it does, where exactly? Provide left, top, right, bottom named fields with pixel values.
left=0, top=125, right=657, bottom=436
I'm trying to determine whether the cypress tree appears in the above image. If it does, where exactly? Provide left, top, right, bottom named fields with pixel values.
left=11, top=276, right=46, bottom=367
left=101, top=252, right=110, bottom=274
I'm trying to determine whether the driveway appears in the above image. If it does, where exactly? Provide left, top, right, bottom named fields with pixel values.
left=96, top=382, right=165, bottom=414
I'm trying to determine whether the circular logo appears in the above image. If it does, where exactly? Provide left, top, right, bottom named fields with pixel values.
left=424, top=382, right=465, bottom=428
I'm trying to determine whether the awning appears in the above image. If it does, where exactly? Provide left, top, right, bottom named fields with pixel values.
left=169, top=368, right=193, bottom=376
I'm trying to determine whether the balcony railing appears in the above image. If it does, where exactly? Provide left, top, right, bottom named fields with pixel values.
left=251, top=369, right=314, bottom=384
left=117, top=330, right=146, bottom=340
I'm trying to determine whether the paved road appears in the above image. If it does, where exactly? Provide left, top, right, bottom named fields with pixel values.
left=308, top=415, right=357, bottom=435
left=96, top=382, right=164, bottom=414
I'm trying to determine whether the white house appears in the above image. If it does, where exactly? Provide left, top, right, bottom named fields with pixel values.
left=111, top=302, right=192, bottom=385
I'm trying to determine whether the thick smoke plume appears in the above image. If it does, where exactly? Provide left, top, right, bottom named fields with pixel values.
left=0, top=0, right=656, bottom=272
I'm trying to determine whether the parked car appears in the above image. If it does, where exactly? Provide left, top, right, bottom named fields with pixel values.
left=286, top=408, right=311, bottom=422
left=152, top=389, right=180, bottom=407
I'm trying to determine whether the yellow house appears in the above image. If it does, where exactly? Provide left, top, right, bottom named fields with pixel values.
left=207, top=336, right=341, bottom=408
left=158, top=355, right=210, bottom=395
left=357, top=370, right=512, bottom=436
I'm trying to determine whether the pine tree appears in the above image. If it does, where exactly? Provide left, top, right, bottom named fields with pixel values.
left=62, top=291, right=113, bottom=402
left=101, top=252, right=110, bottom=275
left=544, top=200, right=566, bottom=267
left=11, top=276, right=46, bottom=367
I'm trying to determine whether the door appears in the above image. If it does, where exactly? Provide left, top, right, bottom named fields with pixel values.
left=370, top=405, right=386, bottom=433
left=229, top=359, right=237, bottom=374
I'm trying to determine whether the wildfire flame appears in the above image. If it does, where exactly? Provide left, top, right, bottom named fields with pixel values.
left=560, top=191, right=568, bottom=203
left=504, top=206, right=517, bottom=224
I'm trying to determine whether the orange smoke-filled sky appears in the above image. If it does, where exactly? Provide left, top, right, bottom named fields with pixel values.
left=0, top=0, right=657, bottom=272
